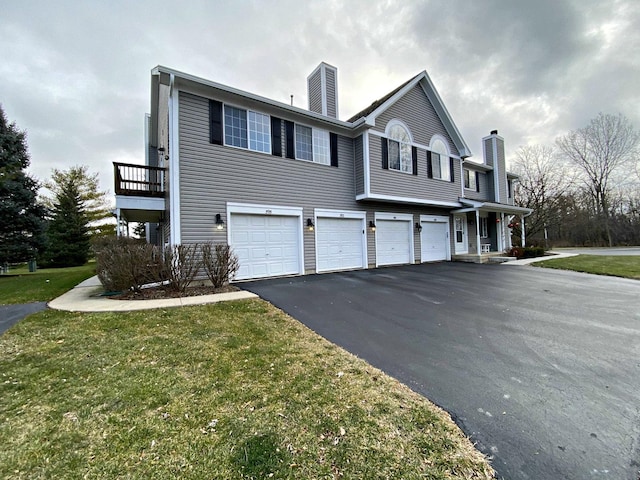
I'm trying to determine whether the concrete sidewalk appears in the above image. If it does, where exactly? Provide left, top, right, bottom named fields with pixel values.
left=500, top=250, right=578, bottom=265
left=48, top=276, right=257, bottom=312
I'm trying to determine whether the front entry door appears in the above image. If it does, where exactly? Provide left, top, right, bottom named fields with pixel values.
left=454, top=215, right=468, bottom=254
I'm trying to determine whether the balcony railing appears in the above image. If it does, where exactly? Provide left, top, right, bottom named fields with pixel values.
left=114, top=162, right=166, bottom=197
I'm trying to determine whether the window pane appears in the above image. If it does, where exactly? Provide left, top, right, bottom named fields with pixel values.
left=441, top=155, right=450, bottom=181
left=389, top=124, right=410, bottom=143
left=248, top=111, right=271, bottom=153
left=224, top=106, right=248, bottom=148
left=464, top=169, right=470, bottom=188
left=388, top=140, right=400, bottom=170
left=400, top=142, right=412, bottom=173
left=313, top=129, right=330, bottom=165
left=295, top=125, right=313, bottom=161
left=432, top=153, right=441, bottom=178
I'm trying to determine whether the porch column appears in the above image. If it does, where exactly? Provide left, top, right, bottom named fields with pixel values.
left=116, top=208, right=121, bottom=237
left=521, top=215, right=526, bottom=247
left=476, top=210, right=481, bottom=255
left=500, top=212, right=505, bottom=252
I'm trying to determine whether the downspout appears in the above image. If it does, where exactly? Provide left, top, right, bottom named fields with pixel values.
left=521, top=215, right=526, bottom=248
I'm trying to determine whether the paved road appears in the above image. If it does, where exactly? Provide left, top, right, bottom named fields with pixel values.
left=555, top=247, right=640, bottom=256
left=243, top=263, right=640, bottom=480
left=0, top=302, right=47, bottom=334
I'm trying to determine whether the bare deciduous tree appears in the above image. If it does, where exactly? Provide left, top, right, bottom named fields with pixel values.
left=556, top=113, right=639, bottom=246
left=511, top=144, right=574, bottom=243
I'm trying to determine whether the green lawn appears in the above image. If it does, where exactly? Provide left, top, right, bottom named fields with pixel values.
left=0, top=300, right=494, bottom=479
left=0, top=263, right=95, bottom=305
left=535, top=255, right=640, bottom=279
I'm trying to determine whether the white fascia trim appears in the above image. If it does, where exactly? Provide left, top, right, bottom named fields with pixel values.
left=368, top=130, right=462, bottom=159
left=226, top=202, right=303, bottom=216
left=363, top=131, right=371, bottom=195
left=156, top=65, right=355, bottom=130
left=356, top=193, right=461, bottom=208
left=314, top=208, right=366, bottom=220
left=168, top=74, right=181, bottom=245
left=365, top=73, right=422, bottom=125
left=226, top=202, right=305, bottom=276
left=418, top=76, right=472, bottom=157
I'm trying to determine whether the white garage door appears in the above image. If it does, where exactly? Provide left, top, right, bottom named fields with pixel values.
left=376, top=219, right=412, bottom=266
left=230, top=214, right=301, bottom=280
left=421, top=221, right=448, bottom=262
left=316, top=217, right=365, bottom=272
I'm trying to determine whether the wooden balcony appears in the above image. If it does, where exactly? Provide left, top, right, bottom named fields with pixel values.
left=114, top=162, right=165, bottom=197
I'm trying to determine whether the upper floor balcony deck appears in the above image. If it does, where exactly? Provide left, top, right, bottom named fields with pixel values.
left=114, top=162, right=165, bottom=198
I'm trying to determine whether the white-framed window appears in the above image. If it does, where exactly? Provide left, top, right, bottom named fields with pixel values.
left=464, top=169, right=477, bottom=190
left=430, top=137, right=450, bottom=181
left=387, top=122, right=412, bottom=173
left=295, top=125, right=330, bottom=165
left=224, top=105, right=271, bottom=153
left=480, top=216, right=489, bottom=238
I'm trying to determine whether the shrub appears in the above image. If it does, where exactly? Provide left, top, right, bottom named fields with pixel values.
left=201, top=242, right=240, bottom=288
left=163, top=243, right=200, bottom=293
left=506, top=246, right=545, bottom=259
left=94, top=237, right=164, bottom=292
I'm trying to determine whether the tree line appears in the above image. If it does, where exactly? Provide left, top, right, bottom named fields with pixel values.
left=0, top=105, right=111, bottom=268
left=511, top=113, right=639, bottom=248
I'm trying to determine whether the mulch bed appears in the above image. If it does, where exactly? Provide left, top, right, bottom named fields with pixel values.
left=110, top=284, right=238, bottom=300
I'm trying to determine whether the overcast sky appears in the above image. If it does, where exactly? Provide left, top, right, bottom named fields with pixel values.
left=1, top=0, right=639, bottom=201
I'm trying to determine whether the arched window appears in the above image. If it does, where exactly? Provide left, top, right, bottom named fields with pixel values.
left=430, top=136, right=450, bottom=181
left=386, top=121, right=413, bottom=173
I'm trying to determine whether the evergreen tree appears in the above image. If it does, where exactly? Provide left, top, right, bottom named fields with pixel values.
left=0, top=105, right=46, bottom=264
left=45, top=178, right=90, bottom=267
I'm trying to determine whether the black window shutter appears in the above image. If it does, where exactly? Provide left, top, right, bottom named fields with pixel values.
left=475, top=172, right=480, bottom=192
left=381, top=137, right=389, bottom=169
left=209, top=100, right=223, bottom=145
left=330, top=133, right=338, bottom=167
left=285, top=121, right=295, bottom=159
left=450, top=157, right=455, bottom=182
left=427, top=151, right=433, bottom=178
left=271, top=117, right=282, bottom=157
left=412, top=146, right=418, bottom=175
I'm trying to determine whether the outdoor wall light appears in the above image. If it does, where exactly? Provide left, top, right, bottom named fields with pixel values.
left=306, top=218, right=315, bottom=231
left=415, top=222, right=422, bottom=232
left=369, top=221, right=376, bottom=232
left=215, top=213, right=225, bottom=230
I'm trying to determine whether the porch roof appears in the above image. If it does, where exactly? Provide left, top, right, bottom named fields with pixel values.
left=453, top=199, right=532, bottom=216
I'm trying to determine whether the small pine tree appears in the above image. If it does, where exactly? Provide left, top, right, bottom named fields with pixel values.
left=0, top=105, right=47, bottom=264
left=45, top=178, right=90, bottom=267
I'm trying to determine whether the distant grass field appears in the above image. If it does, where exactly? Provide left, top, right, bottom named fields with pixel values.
left=0, top=263, right=95, bottom=304
left=0, top=300, right=494, bottom=479
left=535, top=255, right=640, bottom=279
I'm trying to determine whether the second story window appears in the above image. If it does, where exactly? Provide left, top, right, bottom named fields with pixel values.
left=295, top=125, right=330, bottom=165
left=224, top=105, right=271, bottom=154
left=430, top=137, right=450, bottom=181
left=387, top=123, right=412, bottom=173
left=464, top=169, right=478, bottom=191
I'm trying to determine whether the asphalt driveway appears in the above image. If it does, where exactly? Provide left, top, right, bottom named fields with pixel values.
left=242, top=263, right=640, bottom=480
left=0, top=302, right=47, bottom=335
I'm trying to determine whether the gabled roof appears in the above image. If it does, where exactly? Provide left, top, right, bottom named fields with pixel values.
left=347, top=71, right=472, bottom=158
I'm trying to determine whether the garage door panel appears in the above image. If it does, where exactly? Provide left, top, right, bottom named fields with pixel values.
left=376, top=219, right=412, bottom=266
left=231, top=213, right=301, bottom=280
left=421, top=221, right=448, bottom=262
left=316, top=217, right=365, bottom=273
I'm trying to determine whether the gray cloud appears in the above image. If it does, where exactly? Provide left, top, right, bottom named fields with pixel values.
left=1, top=0, right=638, bottom=200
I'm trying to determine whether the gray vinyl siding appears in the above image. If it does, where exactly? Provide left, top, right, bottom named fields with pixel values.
left=325, top=68, right=337, bottom=118
left=354, top=135, right=364, bottom=195
left=308, top=70, right=323, bottom=115
left=372, top=85, right=459, bottom=156
left=495, top=139, right=508, bottom=203
left=484, top=138, right=496, bottom=201
left=464, top=171, right=489, bottom=201
left=369, top=134, right=461, bottom=203
left=178, top=91, right=355, bottom=273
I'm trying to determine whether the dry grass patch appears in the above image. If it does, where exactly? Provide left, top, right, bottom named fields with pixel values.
left=0, top=300, right=494, bottom=479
